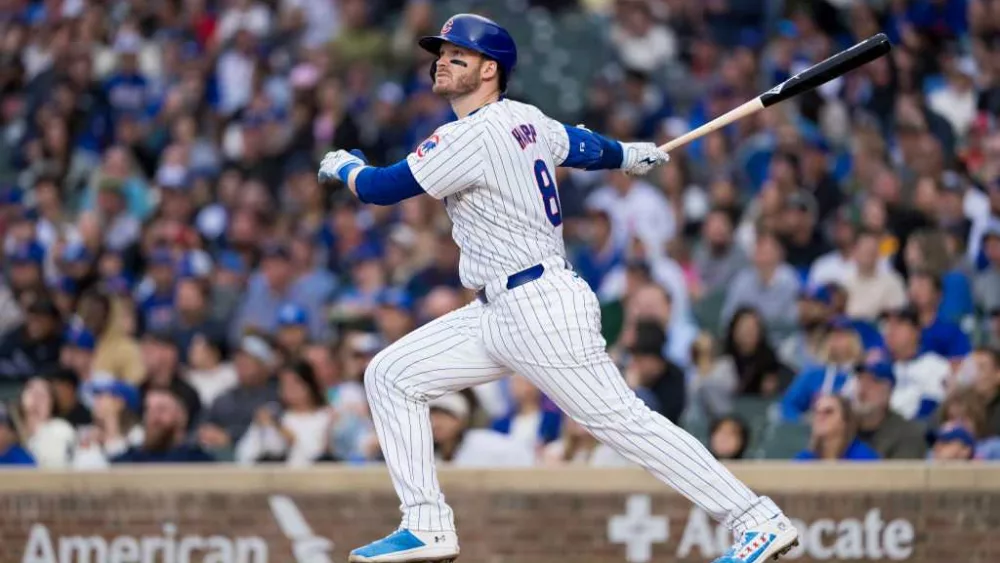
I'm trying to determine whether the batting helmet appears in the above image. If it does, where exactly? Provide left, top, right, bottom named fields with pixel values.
left=418, top=14, right=517, bottom=92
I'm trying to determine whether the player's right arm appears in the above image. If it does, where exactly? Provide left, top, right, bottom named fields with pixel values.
left=536, top=111, right=668, bottom=176
left=319, top=122, right=483, bottom=205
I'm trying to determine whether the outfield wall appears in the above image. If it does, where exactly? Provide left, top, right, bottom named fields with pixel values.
left=0, top=463, right=997, bottom=563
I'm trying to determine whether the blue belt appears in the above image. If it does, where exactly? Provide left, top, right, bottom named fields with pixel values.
left=476, top=263, right=547, bottom=305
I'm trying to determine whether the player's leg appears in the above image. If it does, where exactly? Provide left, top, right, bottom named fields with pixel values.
left=484, top=268, right=798, bottom=563
left=350, top=300, right=508, bottom=563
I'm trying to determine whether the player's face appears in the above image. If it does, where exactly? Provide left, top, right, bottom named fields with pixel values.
left=433, top=44, right=492, bottom=98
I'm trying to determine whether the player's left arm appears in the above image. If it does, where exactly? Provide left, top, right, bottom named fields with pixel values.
left=319, top=123, right=482, bottom=204
left=317, top=149, right=427, bottom=206
left=538, top=112, right=669, bottom=176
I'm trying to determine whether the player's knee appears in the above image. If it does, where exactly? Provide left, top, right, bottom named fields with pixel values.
left=364, top=348, right=402, bottom=392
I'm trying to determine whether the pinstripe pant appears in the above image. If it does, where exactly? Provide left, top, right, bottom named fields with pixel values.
left=364, top=257, right=781, bottom=534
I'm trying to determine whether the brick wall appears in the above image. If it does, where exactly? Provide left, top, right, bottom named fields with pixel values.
left=1, top=465, right=997, bottom=563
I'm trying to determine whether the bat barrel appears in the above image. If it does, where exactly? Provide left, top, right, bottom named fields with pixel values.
left=759, top=33, right=892, bottom=107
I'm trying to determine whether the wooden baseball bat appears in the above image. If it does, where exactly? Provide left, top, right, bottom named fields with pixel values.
left=658, top=33, right=892, bottom=153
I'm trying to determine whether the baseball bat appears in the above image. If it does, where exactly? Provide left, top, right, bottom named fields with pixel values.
left=658, top=33, right=892, bottom=153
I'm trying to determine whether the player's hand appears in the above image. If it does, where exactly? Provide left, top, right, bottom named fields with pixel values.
left=620, top=142, right=669, bottom=176
left=318, top=149, right=369, bottom=184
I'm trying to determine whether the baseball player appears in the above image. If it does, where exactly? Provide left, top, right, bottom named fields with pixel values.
left=319, top=14, right=799, bottom=563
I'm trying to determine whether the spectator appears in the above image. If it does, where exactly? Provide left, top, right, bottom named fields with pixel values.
left=324, top=333, right=379, bottom=462
left=73, top=375, right=142, bottom=468
left=882, top=306, right=951, bottom=420
left=491, top=375, right=563, bottom=456
left=957, top=347, right=1000, bottom=437
left=231, top=242, right=330, bottom=344
left=691, top=208, right=747, bottom=298
left=111, top=388, right=214, bottom=464
left=206, top=251, right=247, bottom=324
left=0, top=295, right=63, bottom=382
left=795, top=395, right=880, bottom=461
left=274, top=303, right=311, bottom=361
left=198, top=334, right=279, bottom=450
left=721, top=307, right=793, bottom=399
left=45, top=368, right=91, bottom=428
left=687, top=333, right=739, bottom=420
left=929, top=422, right=977, bottom=461
left=138, top=330, right=201, bottom=424
left=0, top=403, right=35, bottom=466
left=571, top=207, right=625, bottom=293
left=171, top=275, right=227, bottom=365
left=0, top=278, right=25, bottom=338
left=902, top=228, right=974, bottom=324
left=615, top=281, right=696, bottom=370
left=906, top=270, right=972, bottom=362
left=135, top=247, right=178, bottom=334
left=708, top=415, right=750, bottom=461
left=540, top=416, right=628, bottom=467
left=780, top=318, right=863, bottom=422
left=236, top=361, right=335, bottom=466
left=77, top=289, right=144, bottom=385
left=374, top=288, right=415, bottom=345
left=933, top=387, right=989, bottom=444
left=586, top=171, right=676, bottom=259
left=7, top=241, right=45, bottom=296
left=778, top=286, right=835, bottom=372
left=777, top=191, right=830, bottom=279
left=16, top=377, right=75, bottom=468
left=185, top=333, right=238, bottom=409
left=973, top=223, right=1000, bottom=316
left=429, top=393, right=534, bottom=468
left=927, top=57, right=978, bottom=140
left=624, top=320, right=686, bottom=424
left=808, top=208, right=873, bottom=289
left=609, top=0, right=677, bottom=73
left=721, top=230, right=801, bottom=340
left=405, top=232, right=463, bottom=300
left=59, top=324, right=96, bottom=384
left=843, top=230, right=908, bottom=321
left=852, top=361, right=928, bottom=460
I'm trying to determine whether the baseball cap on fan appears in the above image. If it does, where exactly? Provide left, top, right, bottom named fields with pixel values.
left=429, top=393, right=471, bottom=424
left=277, top=303, right=308, bottom=327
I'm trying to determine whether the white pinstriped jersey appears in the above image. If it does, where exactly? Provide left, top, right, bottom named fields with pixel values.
left=405, top=99, right=574, bottom=289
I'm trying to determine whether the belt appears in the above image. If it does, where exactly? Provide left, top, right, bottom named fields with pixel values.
left=476, top=263, right=547, bottom=305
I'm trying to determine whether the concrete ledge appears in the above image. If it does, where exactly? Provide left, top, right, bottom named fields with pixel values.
left=1, top=462, right=999, bottom=494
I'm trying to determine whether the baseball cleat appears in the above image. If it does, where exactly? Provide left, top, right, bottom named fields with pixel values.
left=711, top=515, right=799, bottom=563
left=348, top=529, right=459, bottom=563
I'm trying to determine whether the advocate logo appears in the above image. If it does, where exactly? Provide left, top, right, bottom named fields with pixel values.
left=21, top=495, right=333, bottom=563
left=608, top=496, right=915, bottom=562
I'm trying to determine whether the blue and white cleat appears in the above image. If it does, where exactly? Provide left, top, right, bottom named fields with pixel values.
left=712, top=515, right=799, bottom=563
left=348, top=529, right=460, bottom=563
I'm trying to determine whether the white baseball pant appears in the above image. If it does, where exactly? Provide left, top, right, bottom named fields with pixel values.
left=364, top=256, right=780, bottom=534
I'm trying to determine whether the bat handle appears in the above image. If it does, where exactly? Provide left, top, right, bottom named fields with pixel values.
left=657, top=98, right=765, bottom=153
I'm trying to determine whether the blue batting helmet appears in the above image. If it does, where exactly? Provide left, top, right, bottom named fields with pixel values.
left=418, top=14, right=517, bottom=92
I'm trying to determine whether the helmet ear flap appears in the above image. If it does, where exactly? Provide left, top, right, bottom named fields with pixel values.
left=429, top=59, right=438, bottom=84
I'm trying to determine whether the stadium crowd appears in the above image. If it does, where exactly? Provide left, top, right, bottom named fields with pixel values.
left=1, top=0, right=1000, bottom=469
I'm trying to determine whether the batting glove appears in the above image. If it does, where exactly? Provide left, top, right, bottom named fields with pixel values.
left=318, top=149, right=369, bottom=184
left=620, top=142, right=670, bottom=176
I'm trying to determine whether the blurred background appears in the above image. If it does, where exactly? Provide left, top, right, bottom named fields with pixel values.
left=0, top=0, right=998, bottom=477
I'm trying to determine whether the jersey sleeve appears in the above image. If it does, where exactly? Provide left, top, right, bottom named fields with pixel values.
left=535, top=109, right=622, bottom=170
left=536, top=111, right=572, bottom=165
left=405, top=123, right=484, bottom=200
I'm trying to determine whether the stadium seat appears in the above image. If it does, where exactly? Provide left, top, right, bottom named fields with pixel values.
left=0, top=381, right=23, bottom=405
left=753, top=421, right=812, bottom=460
left=692, top=289, right=728, bottom=339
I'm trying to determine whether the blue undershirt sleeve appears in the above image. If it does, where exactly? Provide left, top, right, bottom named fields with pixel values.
left=561, top=125, right=624, bottom=170
left=354, top=160, right=427, bottom=205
